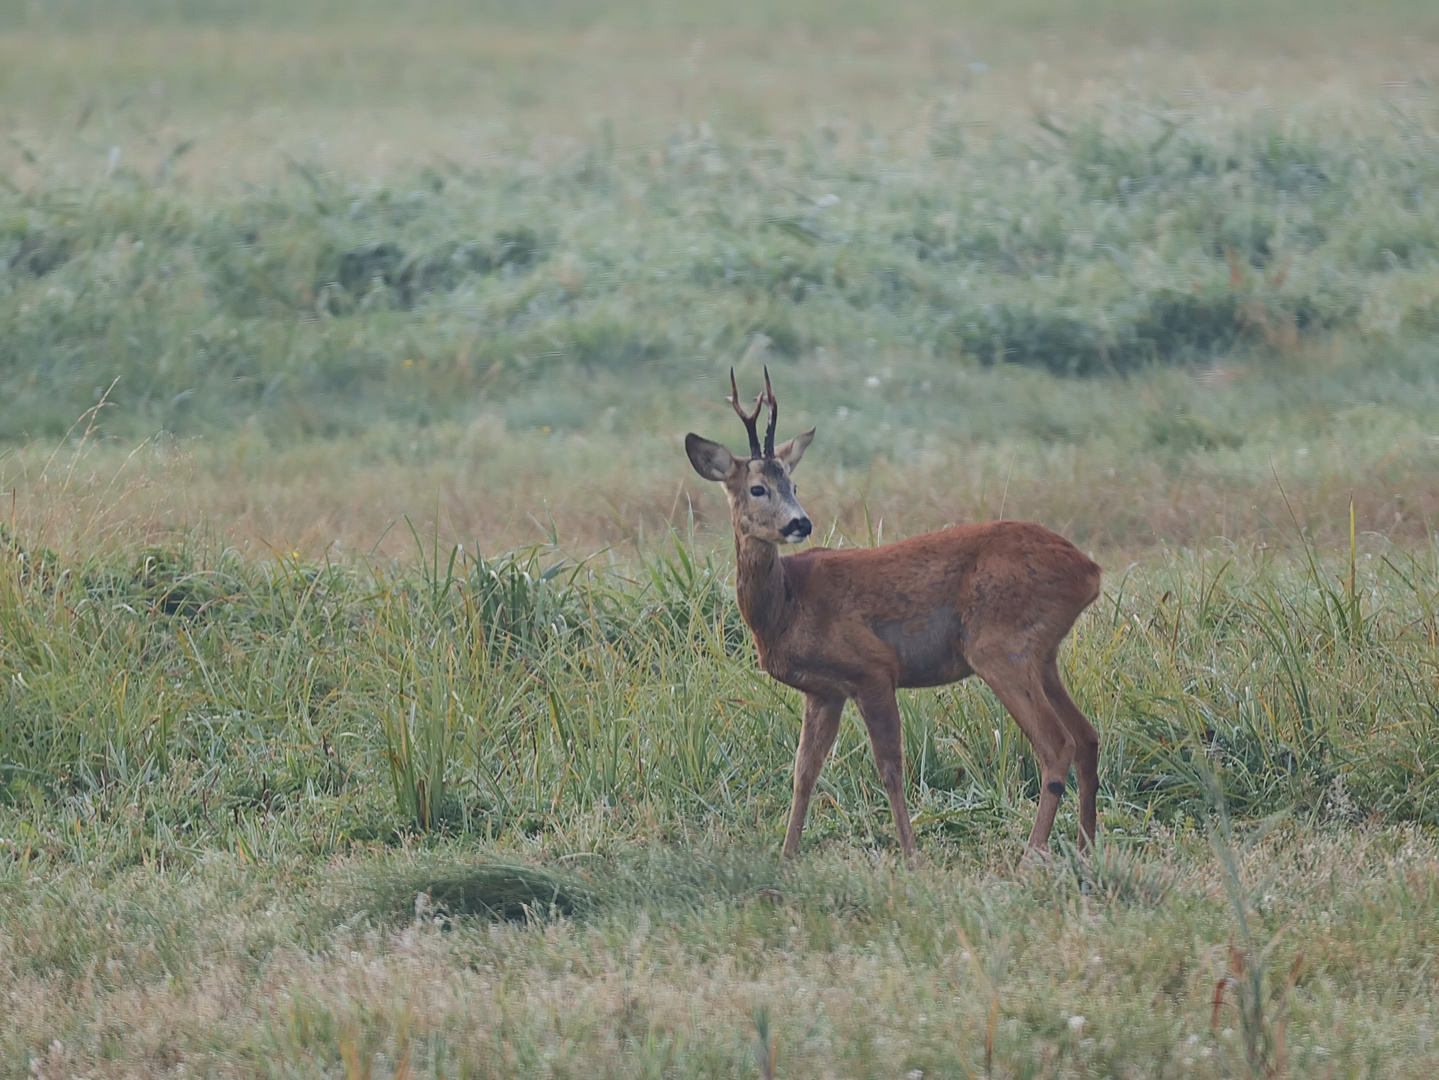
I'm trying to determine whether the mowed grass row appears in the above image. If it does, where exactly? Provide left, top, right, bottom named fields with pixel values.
left=4, top=527, right=1439, bottom=873
left=3, top=825, right=1439, bottom=1078
left=3, top=94, right=1438, bottom=443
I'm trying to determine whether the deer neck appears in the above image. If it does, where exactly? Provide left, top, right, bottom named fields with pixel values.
left=734, top=534, right=792, bottom=647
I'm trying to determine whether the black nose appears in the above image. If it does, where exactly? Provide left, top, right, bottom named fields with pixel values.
left=782, top=517, right=812, bottom=540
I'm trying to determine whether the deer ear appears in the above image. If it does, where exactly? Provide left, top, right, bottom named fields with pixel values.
left=685, top=433, right=737, bottom=482
left=774, top=427, right=816, bottom=471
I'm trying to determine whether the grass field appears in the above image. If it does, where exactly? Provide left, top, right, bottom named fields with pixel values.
left=4, top=1, right=1439, bottom=1076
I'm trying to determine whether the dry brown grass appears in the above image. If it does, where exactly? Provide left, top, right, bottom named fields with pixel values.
left=6, top=388, right=1437, bottom=563
left=2, top=11, right=1435, bottom=189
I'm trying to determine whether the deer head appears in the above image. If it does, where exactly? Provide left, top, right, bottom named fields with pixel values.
left=686, top=368, right=816, bottom=544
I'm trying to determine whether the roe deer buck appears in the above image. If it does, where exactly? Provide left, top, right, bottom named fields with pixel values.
left=686, top=369, right=1102, bottom=859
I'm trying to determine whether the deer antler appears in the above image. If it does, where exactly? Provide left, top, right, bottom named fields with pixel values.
left=762, top=366, right=777, bottom=458
left=728, top=367, right=764, bottom=458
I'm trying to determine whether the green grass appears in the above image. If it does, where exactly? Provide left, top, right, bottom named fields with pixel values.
left=4, top=526, right=1439, bottom=870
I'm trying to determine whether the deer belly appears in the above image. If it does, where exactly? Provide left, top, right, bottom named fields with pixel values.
left=867, top=611, right=972, bottom=689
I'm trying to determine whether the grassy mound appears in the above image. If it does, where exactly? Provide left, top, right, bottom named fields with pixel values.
left=366, top=860, right=596, bottom=923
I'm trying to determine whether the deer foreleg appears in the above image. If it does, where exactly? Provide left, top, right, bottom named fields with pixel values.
left=855, top=686, right=918, bottom=861
left=782, top=692, right=846, bottom=858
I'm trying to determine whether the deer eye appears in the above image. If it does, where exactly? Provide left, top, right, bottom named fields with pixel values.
left=749, top=485, right=767, bottom=497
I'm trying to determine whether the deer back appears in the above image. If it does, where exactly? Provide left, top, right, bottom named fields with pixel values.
left=756, top=521, right=1100, bottom=694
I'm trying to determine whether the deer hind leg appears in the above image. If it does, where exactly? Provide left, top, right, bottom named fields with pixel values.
left=1041, top=651, right=1099, bottom=850
left=782, top=692, right=846, bottom=858
left=970, top=653, right=1076, bottom=854
left=854, top=686, right=918, bottom=861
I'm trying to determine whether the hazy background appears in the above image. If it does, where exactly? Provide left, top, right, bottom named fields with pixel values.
left=3, top=0, right=1438, bottom=558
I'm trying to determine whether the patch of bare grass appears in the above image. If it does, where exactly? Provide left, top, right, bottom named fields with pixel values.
left=3, top=831, right=1438, bottom=1076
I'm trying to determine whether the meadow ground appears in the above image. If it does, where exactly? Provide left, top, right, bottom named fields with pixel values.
left=4, top=2, right=1439, bottom=1076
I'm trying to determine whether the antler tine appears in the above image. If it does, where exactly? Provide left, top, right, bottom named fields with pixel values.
left=762, top=366, right=778, bottom=458
left=727, top=366, right=764, bottom=458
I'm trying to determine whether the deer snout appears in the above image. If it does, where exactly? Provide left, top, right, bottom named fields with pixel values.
left=781, top=516, right=812, bottom=541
